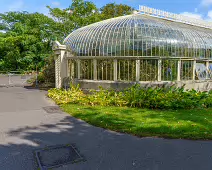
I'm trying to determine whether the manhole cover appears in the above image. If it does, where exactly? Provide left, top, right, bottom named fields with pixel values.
left=43, top=106, right=61, bottom=113
left=35, top=144, right=85, bottom=169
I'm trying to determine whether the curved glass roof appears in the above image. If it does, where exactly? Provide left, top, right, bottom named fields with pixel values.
left=64, top=14, right=212, bottom=59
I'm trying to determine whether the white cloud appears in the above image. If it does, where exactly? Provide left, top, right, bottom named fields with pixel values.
left=52, top=1, right=60, bottom=6
left=201, top=0, right=212, bottom=6
left=206, top=10, right=212, bottom=21
left=208, top=10, right=212, bottom=18
left=8, top=0, right=24, bottom=11
left=180, top=12, right=203, bottom=20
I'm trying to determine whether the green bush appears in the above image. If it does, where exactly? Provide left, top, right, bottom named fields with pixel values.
left=48, top=85, right=86, bottom=105
left=42, top=55, right=55, bottom=84
left=48, top=84, right=212, bottom=110
left=29, top=55, right=55, bottom=87
left=86, top=87, right=126, bottom=106
left=37, top=73, right=45, bottom=83
left=122, top=85, right=209, bottom=109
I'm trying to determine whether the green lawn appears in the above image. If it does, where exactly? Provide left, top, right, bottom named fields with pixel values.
left=61, top=104, right=212, bottom=140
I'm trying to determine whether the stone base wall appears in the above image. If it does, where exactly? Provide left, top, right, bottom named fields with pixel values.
left=63, top=78, right=212, bottom=92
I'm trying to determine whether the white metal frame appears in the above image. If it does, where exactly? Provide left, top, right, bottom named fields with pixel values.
left=53, top=7, right=212, bottom=88
left=139, top=5, right=212, bottom=29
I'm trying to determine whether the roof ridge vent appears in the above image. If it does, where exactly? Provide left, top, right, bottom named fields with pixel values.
left=139, top=5, right=212, bottom=29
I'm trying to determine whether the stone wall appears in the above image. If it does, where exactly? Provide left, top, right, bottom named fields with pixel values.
left=63, top=78, right=212, bottom=91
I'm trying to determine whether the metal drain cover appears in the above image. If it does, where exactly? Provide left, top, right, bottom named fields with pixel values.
left=35, top=144, right=85, bottom=169
left=43, top=106, right=61, bottom=113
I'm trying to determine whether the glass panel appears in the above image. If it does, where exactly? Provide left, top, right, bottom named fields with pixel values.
left=140, top=59, right=158, bottom=81
left=80, top=60, right=93, bottom=80
left=64, top=14, right=212, bottom=59
left=181, top=60, right=193, bottom=80
left=196, top=63, right=206, bottom=80
left=117, top=59, right=136, bottom=81
left=97, top=60, right=114, bottom=80
left=208, top=63, right=212, bottom=79
left=161, top=60, right=178, bottom=81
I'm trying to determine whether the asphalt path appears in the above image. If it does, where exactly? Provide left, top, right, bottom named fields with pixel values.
left=0, top=86, right=211, bottom=170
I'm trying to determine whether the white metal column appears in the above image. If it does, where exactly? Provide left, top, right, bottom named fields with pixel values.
left=206, top=60, right=210, bottom=79
left=158, top=59, right=162, bottom=81
left=93, top=59, right=97, bottom=80
left=136, top=60, right=140, bottom=81
left=77, top=59, right=81, bottom=79
left=67, top=59, right=70, bottom=77
left=71, top=61, right=75, bottom=78
left=114, top=59, right=118, bottom=81
left=177, top=60, right=181, bottom=81
left=192, top=59, right=196, bottom=80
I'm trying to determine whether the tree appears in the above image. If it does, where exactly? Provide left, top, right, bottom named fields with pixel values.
left=100, top=3, right=134, bottom=20
left=0, top=12, right=57, bottom=71
left=47, top=0, right=101, bottom=40
left=0, top=1, right=134, bottom=72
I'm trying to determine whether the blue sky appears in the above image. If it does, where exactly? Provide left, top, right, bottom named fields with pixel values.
left=0, top=0, right=212, bottom=21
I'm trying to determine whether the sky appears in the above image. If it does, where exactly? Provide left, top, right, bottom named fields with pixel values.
left=0, top=0, right=212, bottom=21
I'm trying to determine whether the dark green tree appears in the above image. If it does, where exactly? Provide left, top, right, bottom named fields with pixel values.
left=0, top=12, right=57, bottom=71
left=47, top=0, right=101, bottom=39
left=0, top=1, right=134, bottom=72
left=100, top=3, right=134, bottom=20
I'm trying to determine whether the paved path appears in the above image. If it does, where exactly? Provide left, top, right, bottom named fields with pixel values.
left=0, top=87, right=212, bottom=170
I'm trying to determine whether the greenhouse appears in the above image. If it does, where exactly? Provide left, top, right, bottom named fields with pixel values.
left=53, top=6, right=212, bottom=90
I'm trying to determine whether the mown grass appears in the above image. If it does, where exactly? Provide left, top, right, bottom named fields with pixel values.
left=61, top=104, right=212, bottom=140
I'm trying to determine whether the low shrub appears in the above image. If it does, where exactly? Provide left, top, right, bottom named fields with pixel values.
left=48, top=84, right=212, bottom=110
left=28, top=55, right=55, bottom=87
left=122, top=85, right=209, bottom=109
left=48, top=85, right=86, bottom=105
left=37, top=73, right=45, bottom=83
left=87, top=87, right=127, bottom=106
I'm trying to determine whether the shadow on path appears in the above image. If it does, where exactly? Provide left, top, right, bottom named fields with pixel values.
left=1, top=112, right=212, bottom=170
left=0, top=87, right=212, bottom=170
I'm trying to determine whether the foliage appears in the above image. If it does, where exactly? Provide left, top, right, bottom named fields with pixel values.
left=86, top=87, right=126, bottom=106
left=48, top=85, right=86, bottom=104
left=100, top=3, right=134, bottom=20
left=0, top=11, right=57, bottom=71
left=0, top=0, right=134, bottom=73
left=47, top=1, right=134, bottom=40
left=47, top=0, right=101, bottom=40
left=40, top=55, right=55, bottom=84
left=61, top=104, right=212, bottom=140
left=122, top=85, right=209, bottom=109
left=48, top=84, right=212, bottom=110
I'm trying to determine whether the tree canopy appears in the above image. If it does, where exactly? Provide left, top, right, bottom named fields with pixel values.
left=47, top=0, right=101, bottom=40
left=100, top=3, right=134, bottom=19
left=0, top=12, right=58, bottom=70
left=0, top=0, right=133, bottom=71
